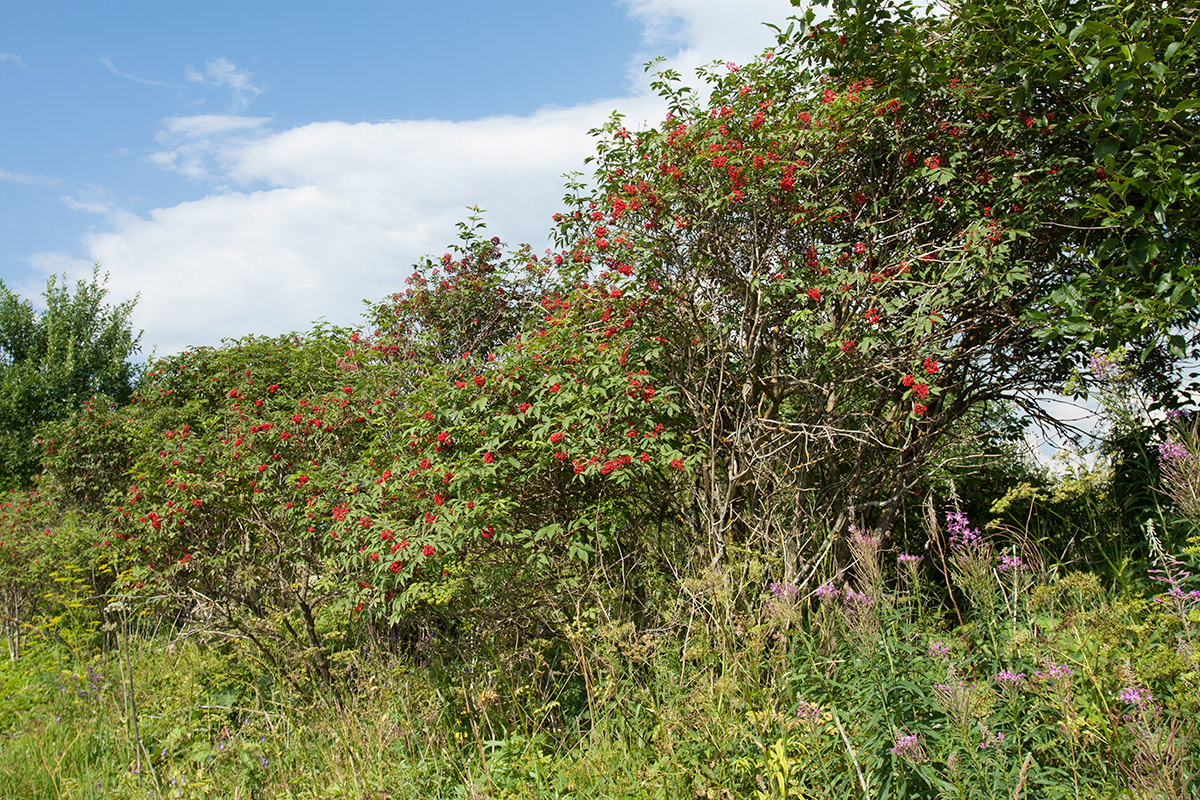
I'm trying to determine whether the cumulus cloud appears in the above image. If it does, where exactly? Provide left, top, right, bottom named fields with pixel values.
left=620, top=0, right=796, bottom=81
left=80, top=99, right=654, bottom=355
left=35, top=4, right=797, bottom=355
left=148, top=115, right=272, bottom=181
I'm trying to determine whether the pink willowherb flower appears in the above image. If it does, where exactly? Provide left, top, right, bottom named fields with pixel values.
left=813, top=582, right=840, bottom=602
left=889, top=732, right=927, bottom=762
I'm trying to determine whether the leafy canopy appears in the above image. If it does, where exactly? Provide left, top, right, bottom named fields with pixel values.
left=0, top=268, right=140, bottom=489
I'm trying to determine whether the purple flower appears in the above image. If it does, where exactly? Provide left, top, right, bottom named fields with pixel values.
left=1088, top=349, right=1123, bottom=380
left=927, top=640, right=950, bottom=657
left=997, top=553, right=1027, bottom=573
left=795, top=700, right=822, bottom=722
left=994, top=669, right=1026, bottom=687
left=770, top=581, right=799, bottom=599
left=946, top=510, right=983, bottom=552
left=1119, top=687, right=1149, bottom=707
left=979, top=729, right=1005, bottom=750
left=842, top=588, right=875, bottom=608
left=814, top=582, right=841, bottom=601
left=897, top=553, right=923, bottom=566
left=889, top=732, right=926, bottom=762
left=1036, top=662, right=1073, bottom=680
left=1158, top=439, right=1192, bottom=465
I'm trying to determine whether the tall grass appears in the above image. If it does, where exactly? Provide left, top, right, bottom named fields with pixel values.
left=3, top=513, right=1196, bottom=799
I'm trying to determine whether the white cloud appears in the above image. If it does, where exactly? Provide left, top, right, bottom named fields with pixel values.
left=34, top=3, right=798, bottom=356
left=1, top=52, right=28, bottom=69
left=148, top=115, right=272, bottom=181
left=60, top=184, right=137, bottom=224
left=19, top=252, right=98, bottom=310
left=185, top=57, right=263, bottom=111
left=99, top=56, right=177, bottom=88
left=0, top=167, right=59, bottom=186
left=77, top=99, right=653, bottom=355
left=620, top=0, right=796, bottom=82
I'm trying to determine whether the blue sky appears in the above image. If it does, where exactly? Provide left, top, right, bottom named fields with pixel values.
left=1, top=0, right=798, bottom=356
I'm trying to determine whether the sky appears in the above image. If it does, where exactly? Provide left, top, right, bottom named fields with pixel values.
left=1, top=0, right=802, bottom=357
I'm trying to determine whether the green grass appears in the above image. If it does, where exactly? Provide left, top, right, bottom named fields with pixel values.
left=2, top=548, right=1197, bottom=799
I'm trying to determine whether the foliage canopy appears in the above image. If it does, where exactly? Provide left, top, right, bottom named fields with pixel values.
left=0, top=269, right=140, bottom=489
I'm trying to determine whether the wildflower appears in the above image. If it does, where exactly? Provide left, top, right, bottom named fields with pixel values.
left=994, top=670, right=1026, bottom=694
left=814, top=582, right=841, bottom=602
left=890, top=732, right=927, bottom=763
left=997, top=553, right=1027, bottom=573
left=770, top=582, right=800, bottom=599
left=946, top=510, right=983, bottom=552
left=1119, top=686, right=1150, bottom=707
left=1037, top=662, right=1073, bottom=680
left=927, top=640, right=950, bottom=657
left=842, top=588, right=875, bottom=608
left=979, top=729, right=1005, bottom=750
left=795, top=700, right=822, bottom=724
left=1087, top=348, right=1123, bottom=381
left=1158, top=439, right=1191, bottom=465
left=897, top=553, right=924, bottom=593
left=932, top=673, right=981, bottom=730
left=847, top=526, right=883, bottom=594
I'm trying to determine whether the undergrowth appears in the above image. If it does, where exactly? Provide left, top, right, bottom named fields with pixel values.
left=2, top=516, right=1197, bottom=800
